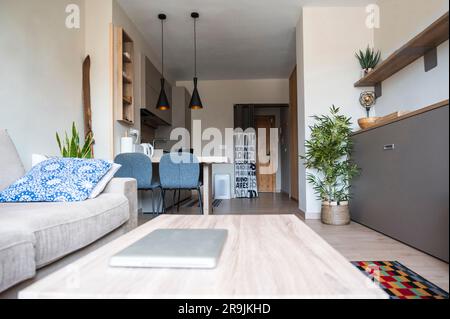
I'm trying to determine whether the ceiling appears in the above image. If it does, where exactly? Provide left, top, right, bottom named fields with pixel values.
left=117, top=0, right=372, bottom=81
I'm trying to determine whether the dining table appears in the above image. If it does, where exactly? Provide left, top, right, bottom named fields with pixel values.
left=150, top=152, right=230, bottom=215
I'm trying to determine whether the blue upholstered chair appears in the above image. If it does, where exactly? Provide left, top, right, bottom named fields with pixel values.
left=159, top=152, right=203, bottom=214
left=114, top=153, right=163, bottom=214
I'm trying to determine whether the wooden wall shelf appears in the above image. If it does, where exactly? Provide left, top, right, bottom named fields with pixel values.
left=115, top=27, right=135, bottom=126
left=352, top=99, right=449, bottom=135
left=355, top=12, right=449, bottom=88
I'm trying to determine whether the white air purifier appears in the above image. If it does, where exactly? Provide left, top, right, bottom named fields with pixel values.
left=214, top=174, right=231, bottom=200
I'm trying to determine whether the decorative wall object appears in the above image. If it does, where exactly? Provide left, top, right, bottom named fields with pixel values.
left=358, top=91, right=380, bottom=129
left=234, top=132, right=258, bottom=198
left=359, top=91, right=376, bottom=117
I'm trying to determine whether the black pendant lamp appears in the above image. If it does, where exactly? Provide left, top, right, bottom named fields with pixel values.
left=189, top=12, right=203, bottom=110
left=156, top=13, right=170, bottom=111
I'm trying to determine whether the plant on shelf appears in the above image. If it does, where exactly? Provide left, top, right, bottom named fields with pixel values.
left=56, top=122, right=94, bottom=159
left=355, top=46, right=381, bottom=77
left=301, top=106, right=359, bottom=225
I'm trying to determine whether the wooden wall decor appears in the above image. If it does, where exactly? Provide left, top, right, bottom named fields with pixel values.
left=82, top=55, right=94, bottom=156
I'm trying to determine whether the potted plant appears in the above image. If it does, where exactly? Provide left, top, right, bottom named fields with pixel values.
left=56, top=122, right=95, bottom=158
left=355, top=46, right=381, bottom=78
left=302, top=106, right=359, bottom=225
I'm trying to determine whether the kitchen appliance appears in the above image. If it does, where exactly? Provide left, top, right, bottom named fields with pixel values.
left=140, top=143, right=154, bottom=158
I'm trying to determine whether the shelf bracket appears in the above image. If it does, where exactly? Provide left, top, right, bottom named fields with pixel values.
left=375, top=82, right=382, bottom=98
left=424, top=47, right=438, bottom=72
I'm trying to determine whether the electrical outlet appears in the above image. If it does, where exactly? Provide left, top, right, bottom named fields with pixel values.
left=129, top=129, right=139, bottom=137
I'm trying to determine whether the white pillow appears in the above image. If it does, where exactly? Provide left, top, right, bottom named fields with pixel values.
left=32, top=154, right=51, bottom=167
left=89, top=163, right=121, bottom=199
left=31, top=154, right=121, bottom=199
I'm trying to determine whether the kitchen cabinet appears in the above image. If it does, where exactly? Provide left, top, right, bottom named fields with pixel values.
left=350, top=102, right=449, bottom=262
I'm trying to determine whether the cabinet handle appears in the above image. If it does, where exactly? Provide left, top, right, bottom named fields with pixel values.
left=383, top=144, right=395, bottom=151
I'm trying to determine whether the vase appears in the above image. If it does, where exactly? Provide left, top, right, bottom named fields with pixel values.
left=321, top=201, right=350, bottom=225
left=360, top=69, right=368, bottom=78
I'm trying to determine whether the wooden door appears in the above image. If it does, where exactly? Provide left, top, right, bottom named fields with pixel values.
left=289, top=67, right=299, bottom=200
left=256, top=115, right=276, bottom=193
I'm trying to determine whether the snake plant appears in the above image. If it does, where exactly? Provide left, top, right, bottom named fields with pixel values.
left=56, top=122, right=94, bottom=159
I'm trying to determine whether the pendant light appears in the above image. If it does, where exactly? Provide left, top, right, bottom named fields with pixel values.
left=156, top=13, right=170, bottom=111
left=189, top=12, right=203, bottom=110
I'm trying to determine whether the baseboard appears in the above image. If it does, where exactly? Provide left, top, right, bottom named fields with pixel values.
left=305, top=212, right=321, bottom=220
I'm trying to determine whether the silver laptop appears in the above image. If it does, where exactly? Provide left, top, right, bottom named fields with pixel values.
left=110, top=229, right=228, bottom=269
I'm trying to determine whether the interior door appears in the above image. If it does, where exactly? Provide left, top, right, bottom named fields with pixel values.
left=289, top=67, right=299, bottom=200
left=256, top=115, right=276, bottom=193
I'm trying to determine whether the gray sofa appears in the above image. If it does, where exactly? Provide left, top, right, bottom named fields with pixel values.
left=0, top=129, right=138, bottom=295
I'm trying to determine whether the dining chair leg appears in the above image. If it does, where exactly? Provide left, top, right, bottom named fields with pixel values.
left=172, top=190, right=177, bottom=213
left=150, top=189, right=155, bottom=215
left=197, top=187, right=203, bottom=215
left=177, top=189, right=181, bottom=212
left=161, top=189, right=167, bottom=214
left=157, top=187, right=162, bottom=214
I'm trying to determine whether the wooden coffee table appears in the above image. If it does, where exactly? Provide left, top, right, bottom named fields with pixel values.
left=19, top=215, right=387, bottom=299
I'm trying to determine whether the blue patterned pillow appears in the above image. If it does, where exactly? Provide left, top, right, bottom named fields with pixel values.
left=0, top=158, right=112, bottom=203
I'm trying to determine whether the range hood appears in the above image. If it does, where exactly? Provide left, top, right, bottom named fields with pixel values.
left=140, top=108, right=170, bottom=129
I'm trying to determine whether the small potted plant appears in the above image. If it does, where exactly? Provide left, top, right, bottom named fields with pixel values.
left=302, top=106, right=359, bottom=225
left=355, top=46, right=381, bottom=78
left=56, top=122, right=95, bottom=158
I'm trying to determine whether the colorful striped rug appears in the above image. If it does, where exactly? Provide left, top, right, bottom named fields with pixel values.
left=352, top=261, right=449, bottom=299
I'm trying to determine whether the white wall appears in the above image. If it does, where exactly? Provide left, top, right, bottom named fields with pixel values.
left=373, top=0, right=449, bottom=115
left=84, top=0, right=114, bottom=161
left=375, top=0, right=449, bottom=57
left=298, top=7, right=373, bottom=218
left=176, top=79, right=289, bottom=197
left=296, top=10, right=307, bottom=213
left=0, top=0, right=85, bottom=169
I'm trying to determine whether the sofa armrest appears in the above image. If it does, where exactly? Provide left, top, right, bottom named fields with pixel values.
left=103, top=178, right=138, bottom=232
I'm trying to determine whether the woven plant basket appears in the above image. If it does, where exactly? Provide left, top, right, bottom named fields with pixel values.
left=321, top=201, right=350, bottom=226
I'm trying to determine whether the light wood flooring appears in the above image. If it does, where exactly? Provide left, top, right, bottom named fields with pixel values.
left=139, top=192, right=449, bottom=292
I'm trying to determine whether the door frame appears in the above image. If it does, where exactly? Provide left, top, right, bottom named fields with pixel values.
left=255, top=115, right=276, bottom=193
left=289, top=67, right=299, bottom=201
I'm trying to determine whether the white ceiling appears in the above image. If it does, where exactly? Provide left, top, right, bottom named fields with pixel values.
left=117, top=0, right=372, bottom=81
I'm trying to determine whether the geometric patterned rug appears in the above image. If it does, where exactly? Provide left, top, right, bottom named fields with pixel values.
left=352, top=261, right=449, bottom=299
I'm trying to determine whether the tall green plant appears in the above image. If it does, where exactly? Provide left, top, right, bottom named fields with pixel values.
left=56, top=122, right=94, bottom=159
left=355, top=46, right=381, bottom=70
left=301, top=106, right=359, bottom=203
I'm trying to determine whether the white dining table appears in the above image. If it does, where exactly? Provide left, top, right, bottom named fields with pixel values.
left=151, top=153, right=230, bottom=215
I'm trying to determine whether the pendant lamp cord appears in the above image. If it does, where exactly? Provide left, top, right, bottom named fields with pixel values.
left=194, top=17, right=197, bottom=78
left=161, top=18, right=164, bottom=79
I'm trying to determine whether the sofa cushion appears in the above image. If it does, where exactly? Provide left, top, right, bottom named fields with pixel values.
left=0, top=158, right=113, bottom=203
left=0, top=193, right=129, bottom=267
left=0, top=130, right=26, bottom=191
left=0, top=225, right=36, bottom=293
